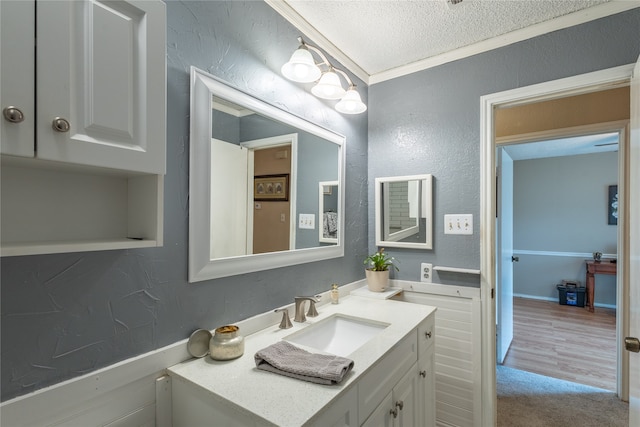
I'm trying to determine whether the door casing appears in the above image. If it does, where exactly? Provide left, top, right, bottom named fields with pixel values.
left=480, top=63, right=635, bottom=425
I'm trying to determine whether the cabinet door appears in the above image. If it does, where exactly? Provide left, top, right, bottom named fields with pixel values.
left=394, top=364, right=420, bottom=427
left=418, top=352, right=436, bottom=427
left=0, top=0, right=35, bottom=157
left=309, top=386, right=358, bottom=427
left=361, top=391, right=394, bottom=427
left=36, top=0, right=166, bottom=174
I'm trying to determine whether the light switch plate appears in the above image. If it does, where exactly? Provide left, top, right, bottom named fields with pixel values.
left=444, top=214, right=473, bottom=235
left=298, top=213, right=315, bottom=229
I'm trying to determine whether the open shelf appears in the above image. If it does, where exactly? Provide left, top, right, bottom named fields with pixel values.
left=433, top=266, right=481, bottom=275
left=1, top=157, right=163, bottom=257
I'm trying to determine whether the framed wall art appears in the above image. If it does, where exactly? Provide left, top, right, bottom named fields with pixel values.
left=608, top=184, right=618, bottom=225
left=254, top=174, right=289, bottom=201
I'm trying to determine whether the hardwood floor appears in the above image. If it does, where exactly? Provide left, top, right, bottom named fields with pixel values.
left=502, top=297, right=617, bottom=391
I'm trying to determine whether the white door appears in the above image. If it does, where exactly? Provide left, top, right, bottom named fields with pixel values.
left=496, top=148, right=514, bottom=363
left=0, top=0, right=35, bottom=157
left=628, top=55, right=640, bottom=425
left=210, top=139, right=248, bottom=259
left=36, top=0, right=166, bottom=174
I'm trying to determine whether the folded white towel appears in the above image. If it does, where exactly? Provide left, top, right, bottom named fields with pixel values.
left=254, top=341, right=354, bottom=385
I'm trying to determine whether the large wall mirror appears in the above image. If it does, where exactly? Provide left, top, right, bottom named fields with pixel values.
left=375, top=174, right=433, bottom=250
left=189, top=67, right=345, bottom=282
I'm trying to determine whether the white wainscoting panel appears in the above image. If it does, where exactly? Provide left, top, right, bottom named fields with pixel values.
left=393, top=281, right=482, bottom=427
left=0, top=282, right=367, bottom=427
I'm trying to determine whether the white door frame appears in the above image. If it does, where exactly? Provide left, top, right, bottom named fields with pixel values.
left=241, top=133, right=298, bottom=252
left=480, top=64, right=634, bottom=425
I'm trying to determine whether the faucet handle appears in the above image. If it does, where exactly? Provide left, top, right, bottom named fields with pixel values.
left=306, top=294, right=322, bottom=318
left=275, top=308, right=293, bottom=329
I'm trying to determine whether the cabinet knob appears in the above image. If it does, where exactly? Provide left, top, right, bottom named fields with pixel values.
left=425, top=331, right=432, bottom=339
left=396, top=400, right=404, bottom=410
left=3, top=106, right=24, bottom=123
left=52, top=117, right=70, bottom=133
left=389, top=407, right=398, bottom=418
left=420, top=370, right=427, bottom=378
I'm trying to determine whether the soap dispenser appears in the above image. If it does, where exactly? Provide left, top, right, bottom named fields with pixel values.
left=330, top=284, right=340, bottom=304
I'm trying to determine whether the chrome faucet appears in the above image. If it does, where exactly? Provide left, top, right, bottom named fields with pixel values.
left=294, top=295, right=320, bottom=322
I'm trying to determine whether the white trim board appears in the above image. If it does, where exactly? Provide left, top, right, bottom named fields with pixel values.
left=514, top=250, right=617, bottom=258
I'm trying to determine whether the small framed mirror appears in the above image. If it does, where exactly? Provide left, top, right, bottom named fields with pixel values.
left=375, top=174, right=433, bottom=249
left=319, top=181, right=339, bottom=244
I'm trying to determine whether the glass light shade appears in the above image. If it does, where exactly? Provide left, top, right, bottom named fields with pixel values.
left=311, top=71, right=346, bottom=100
left=281, top=48, right=321, bottom=83
left=335, top=88, right=367, bottom=114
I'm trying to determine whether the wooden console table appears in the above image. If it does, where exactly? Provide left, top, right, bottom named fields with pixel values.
left=585, top=259, right=617, bottom=312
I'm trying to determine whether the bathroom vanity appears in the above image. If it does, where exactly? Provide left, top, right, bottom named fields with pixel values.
left=168, top=295, right=436, bottom=426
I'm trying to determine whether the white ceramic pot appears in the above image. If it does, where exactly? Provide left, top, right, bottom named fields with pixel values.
left=365, top=269, right=390, bottom=292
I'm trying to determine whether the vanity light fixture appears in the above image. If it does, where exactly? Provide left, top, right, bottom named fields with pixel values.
left=282, top=37, right=366, bottom=115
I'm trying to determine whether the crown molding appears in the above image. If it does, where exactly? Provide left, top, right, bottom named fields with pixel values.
left=267, top=1, right=638, bottom=87
left=369, top=1, right=640, bottom=84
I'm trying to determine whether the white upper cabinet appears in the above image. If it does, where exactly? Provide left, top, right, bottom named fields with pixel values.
left=2, top=0, right=166, bottom=174
left=0, top=0, right=166, bottom=256
left=1, top=1, right=36, bottom=157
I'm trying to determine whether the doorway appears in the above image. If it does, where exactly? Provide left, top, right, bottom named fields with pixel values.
left=241, top=133, right=299, bottom=255
left=479, top=63, right=636, bottom=426
left=496, top=128, right=622, bottom=391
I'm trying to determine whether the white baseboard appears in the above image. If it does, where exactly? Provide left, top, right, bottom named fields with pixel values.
left=513, top=293, right=616, bottom=309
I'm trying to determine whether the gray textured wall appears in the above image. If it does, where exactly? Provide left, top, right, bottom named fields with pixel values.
left=513, top=152, right=618, bottom=304
left=0, top=0, right=368, bottom=402
left=368, top=9, right=639, bottom=286
left=2, top=2, right=638, bottom=403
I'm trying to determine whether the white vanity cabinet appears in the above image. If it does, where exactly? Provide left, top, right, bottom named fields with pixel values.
left=359, top=315, right=435, bottom=427
left=167, top=298, right=436, bottom=427
left=0, top=0, right=166, bottom=256
left=361, top=362, right=421, bottom=427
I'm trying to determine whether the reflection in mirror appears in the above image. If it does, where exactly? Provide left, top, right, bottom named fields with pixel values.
left=189, top=67, right=345, bottom=282
left=319, top=181, right=339, bottom=244
left=375, top=174, right=433, bottom=250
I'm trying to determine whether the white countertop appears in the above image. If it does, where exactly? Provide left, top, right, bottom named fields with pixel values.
left=167, top=293, right=436, bottom=426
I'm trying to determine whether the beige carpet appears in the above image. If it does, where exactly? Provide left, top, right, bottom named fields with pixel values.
left=497, top=366, right=628, bottom=427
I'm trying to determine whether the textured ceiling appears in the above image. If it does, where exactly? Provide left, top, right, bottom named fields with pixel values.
left=275, top=0, right=634, bottom=82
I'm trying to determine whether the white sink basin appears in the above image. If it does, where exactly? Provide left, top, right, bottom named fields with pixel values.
left=284, top=314, right=389, bottom=357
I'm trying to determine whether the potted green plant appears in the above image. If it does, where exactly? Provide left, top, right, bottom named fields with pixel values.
left=364, top=248, right=399, bottom=292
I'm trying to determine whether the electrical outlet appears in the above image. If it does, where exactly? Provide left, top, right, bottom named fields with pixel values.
left=298, top=213, right=315, bottom=229
left=421, top=263, right=433, bottom=283
left=444, top=214, right=473, bottom=235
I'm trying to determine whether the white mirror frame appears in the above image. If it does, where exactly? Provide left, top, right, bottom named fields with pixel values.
left=319, top=180, right=339, bottom=244
left=189, top=67, right=345, bottom=282
left=374, top=174, right=433, bottom=250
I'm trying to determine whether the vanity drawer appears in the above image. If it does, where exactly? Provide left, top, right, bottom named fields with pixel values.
left=357, top=330, right=417, bottom=424
left=418, top=313, right=435, bottom=356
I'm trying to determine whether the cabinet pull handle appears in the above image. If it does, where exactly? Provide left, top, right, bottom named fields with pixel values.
left=420, top=370, right=427, bottom=378
left=425, top=331, right=432, bottom=339
left=52, top=117, right=70, bottom=133
left=3, top=106, right=24, bottom=123
left=396, top=400, right=404, bottom=410
left=390, top=407, right=398, bottom=418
